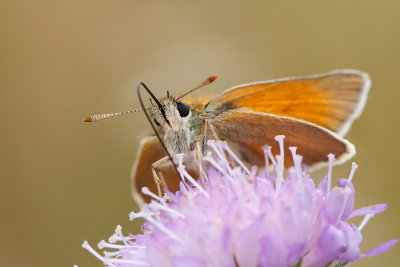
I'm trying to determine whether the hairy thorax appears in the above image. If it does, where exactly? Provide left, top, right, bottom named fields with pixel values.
left=164, top=116, right=204, bottom=169
left=164, top=127, right=192, bottom=156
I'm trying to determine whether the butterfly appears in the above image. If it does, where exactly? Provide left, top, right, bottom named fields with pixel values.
left=84, top=69, right=370, bottom=204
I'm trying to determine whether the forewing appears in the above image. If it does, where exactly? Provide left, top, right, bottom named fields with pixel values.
left=131, top=136, right=181, bottom=205
left=209, top=110, right=355, bottom=168
left=206, top=70, right=370, bottom=136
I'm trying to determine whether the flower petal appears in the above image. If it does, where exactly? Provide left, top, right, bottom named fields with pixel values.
left=323, top=186, right=354, bottom=223
left=258, top=230, right=290, bottom=267
left=84, top=139, right=396, bottom=267
left=349, top=204, right=387, bottom=218
left=235, top=217, right=264, bottom=267
left=317, top=174, right=328, bottom=195
left=361, top=239, right=399, bottom=257
left=336, top=222, right=361, bottom=262
left=302, top=224, right=346, bottom=267
left=173, top=256, right=206, bottom=267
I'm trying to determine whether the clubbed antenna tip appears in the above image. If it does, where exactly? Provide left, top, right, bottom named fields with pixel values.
left=209, top=76, right=217, bottom=83
left=177, top=75, right=218, bottom=100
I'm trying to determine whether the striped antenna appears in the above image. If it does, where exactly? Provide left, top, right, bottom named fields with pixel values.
left=83, top=107, right=149, bottom=122
left=177, top=76, right=217, bottom=100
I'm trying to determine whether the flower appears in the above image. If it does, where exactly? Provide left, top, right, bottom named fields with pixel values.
left=82, top=136, right=397, bottom=267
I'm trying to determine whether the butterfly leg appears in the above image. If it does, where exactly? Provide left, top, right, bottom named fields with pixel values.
left=192, top=140, right=205, bottom=188
left=151, top=156, right=173, bottom=198
left=207, top=121, right=221, bottom=142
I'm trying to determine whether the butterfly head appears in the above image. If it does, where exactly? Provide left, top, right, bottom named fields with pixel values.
left=150, top=97, right=192, bottom=133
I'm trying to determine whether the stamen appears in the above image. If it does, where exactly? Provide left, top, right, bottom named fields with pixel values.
left=98, top=240, right=136, bottom=250
left=275, top=135, right=285, bottom=158
left=108, top=233, right=120, bottom=243
left=289, top=147, right=302, bottom=180
left=267, top=148, right=277, bottom=166
left=177, top=164, right=209, bottom=198
left=104, top=251, right=123, bottom=257
left=129, top=210, right=154, bottom=221
left=270, top=164, right=277, bottom=181
left=106, top=258, right=150, bottom=266
left=275, top=155, right=284, bottom=191
left=114, top=225, right=129, bottom=246
left=142, top=187, right=166, bottom=204
left=358, top=214, right=375, bottom=232
left=208, top=141, right=235, bottom=176
left=222, top=142, right=250, bottom=174
left=327, top=154, right=335, bottom=193
left=176, top=154, right=190, bottom=188
left=262, top=145, right=271, bottom=179
left=274, top=135, right=285, bottom=192
left=177, top=153, right=184, bottom=167
left=149, top=201, right=186, bottom=218
left=179, top=181, right=189, bottom=193
left=104, top=249, right=146, bottom=258
left=204, top=152, right=227, bottom=176
left=335, top=187, right=352, bottom=224
left=145, top=216, right=183, bottom=243
left=84, top=137, right=397, bottom=266
left=296, top=155, right=303, bottom=173
left=123, top=249, right=146, bottom=255
left=205, top=150, right=241, bottom=199
left=176, top=153, right=209, bottom=197
left=338, top=162, right=358, bottom=206
left=201, top=168, right=209, bottom=185
left=207, top=140, right=227, bottom=163
left=108, top=232, right=138, bottom=244
left=82, top=241, right=116, bottom=267
left=348, top=162, right=358, bottom=184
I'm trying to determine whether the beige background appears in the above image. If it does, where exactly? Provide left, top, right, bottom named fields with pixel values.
left=1, top=0, right=399, bottom=266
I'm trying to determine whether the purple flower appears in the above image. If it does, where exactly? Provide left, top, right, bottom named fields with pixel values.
left=82, top=136, right=397, bottom=267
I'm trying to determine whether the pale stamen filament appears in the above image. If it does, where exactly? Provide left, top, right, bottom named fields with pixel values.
left=358, top=214, right=375, bottom=232
left=327, top=154, right=335, bottom=193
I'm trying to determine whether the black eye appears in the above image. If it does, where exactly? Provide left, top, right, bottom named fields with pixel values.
left=153, top=118, right=160, bottom=126
left=177, top=102, right=190, bottom=117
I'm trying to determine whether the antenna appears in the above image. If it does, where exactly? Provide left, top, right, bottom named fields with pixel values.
left=83, top=108, right=147, bottom=122
left=177, top=76, right=217, bottom=100
left=137, top=82, right=179, bottom=175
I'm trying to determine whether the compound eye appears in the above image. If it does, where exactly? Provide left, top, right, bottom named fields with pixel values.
left=176, top=102, right=190, bottom=117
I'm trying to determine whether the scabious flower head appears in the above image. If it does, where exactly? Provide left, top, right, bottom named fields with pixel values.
left=82, top=136, right=397, bottom=267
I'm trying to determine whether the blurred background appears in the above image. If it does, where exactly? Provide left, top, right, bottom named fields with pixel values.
left=1, top=0, right=399, bottom=266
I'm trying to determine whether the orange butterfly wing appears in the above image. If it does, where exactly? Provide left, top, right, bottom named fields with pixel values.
left=131, top=136, right=179, bottom=205
left=209, top=110, right=355, bottom=168
left=206, top=70, right=370, bottom=136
